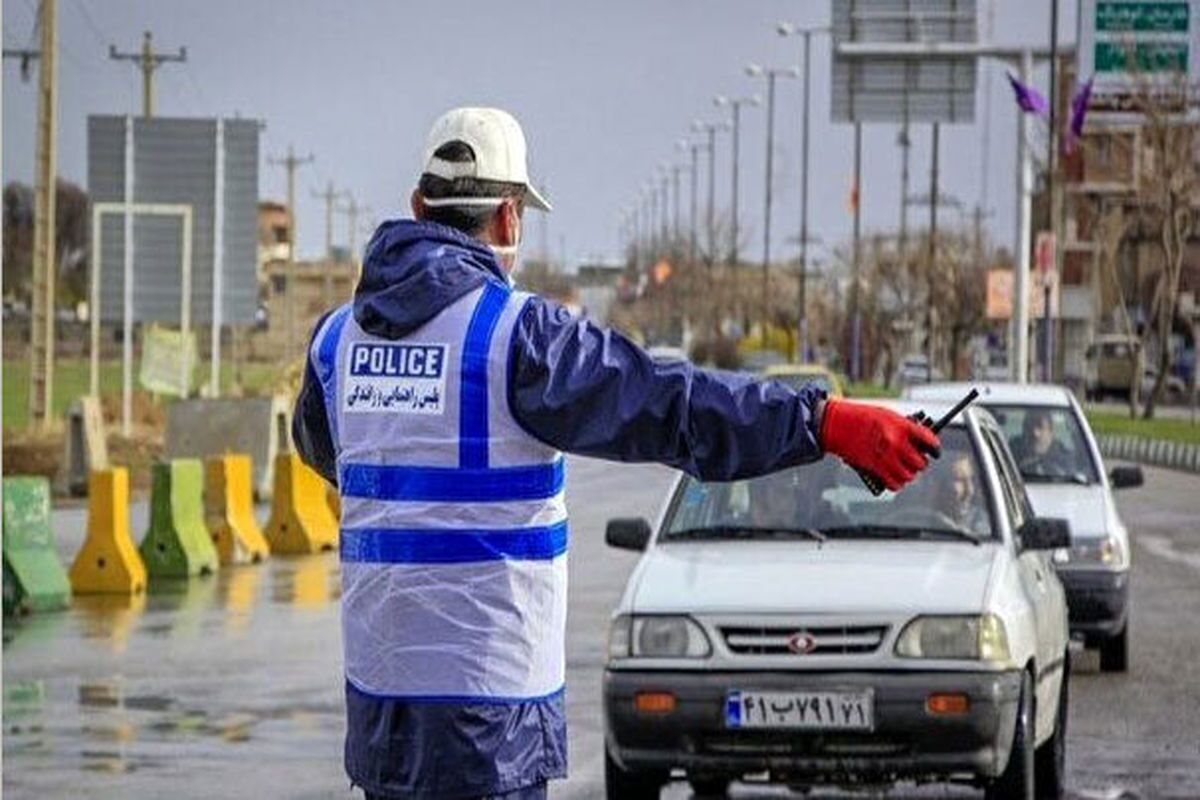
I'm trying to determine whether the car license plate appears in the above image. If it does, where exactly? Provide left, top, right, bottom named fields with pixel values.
left=725, top=690, right=874, bottom=730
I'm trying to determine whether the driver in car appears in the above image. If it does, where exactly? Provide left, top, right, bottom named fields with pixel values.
left=1009, top=409, right=1072, bottom=475
left=938, top=452, right=988, bottom=535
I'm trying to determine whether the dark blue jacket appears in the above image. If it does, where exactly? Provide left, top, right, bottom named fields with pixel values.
left=293, top=219, right=825, bottom=798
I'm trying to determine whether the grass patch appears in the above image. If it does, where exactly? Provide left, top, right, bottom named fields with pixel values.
left=3, top=359, right=286, bottom=429
left=845, top=381, right=900, bottom=399
left=1085, top=410, right=1200, bottom=446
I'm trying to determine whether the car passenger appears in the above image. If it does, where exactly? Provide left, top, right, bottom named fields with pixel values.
left=1009, top=408, right=1073, bottom=475
left=746, top=464, right=848, bottom=531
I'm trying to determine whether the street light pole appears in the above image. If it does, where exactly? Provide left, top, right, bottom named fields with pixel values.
left=779, top=23, right=830, bottom=360
left=747, top=63, right=800, bottom=344
left=714, top=94, right=759, bottom=267
left=692, top=121, right=727, bottom=271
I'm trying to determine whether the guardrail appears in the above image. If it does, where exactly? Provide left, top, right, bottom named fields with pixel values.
left=1096, top=435, right=1200, bottom=475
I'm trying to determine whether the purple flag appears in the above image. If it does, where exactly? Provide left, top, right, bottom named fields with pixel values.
left=1070, top=76, right=1094, bottom=138
left=1062, top=76, right=1094, bottom=156
left=1006, top=72, right=1048, bottom=115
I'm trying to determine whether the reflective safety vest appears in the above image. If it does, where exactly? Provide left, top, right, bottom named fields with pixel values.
left=310, top=281, right=567, bottom=702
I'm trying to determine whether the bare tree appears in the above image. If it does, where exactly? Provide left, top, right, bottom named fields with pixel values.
left=1093, top=201, right=1142, bottom=418
left=1130, top=76, right=1199, bottom=418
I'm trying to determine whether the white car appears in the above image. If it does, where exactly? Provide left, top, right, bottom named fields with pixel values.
left=905, top=382, right=1141, bottom=671
left=603, top=401, right=1071, bottom=799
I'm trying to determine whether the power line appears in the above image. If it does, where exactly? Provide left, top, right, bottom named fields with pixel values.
left=68, top=0, right=107, bottom=48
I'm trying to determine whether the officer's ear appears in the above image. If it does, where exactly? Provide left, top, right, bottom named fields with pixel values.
left=494, top=197, right=522, bottom=248
left=411, top=190, right=426, bottom=220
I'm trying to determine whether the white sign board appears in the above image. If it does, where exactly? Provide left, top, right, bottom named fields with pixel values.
left=1078, top=0, right=1200, bottom=113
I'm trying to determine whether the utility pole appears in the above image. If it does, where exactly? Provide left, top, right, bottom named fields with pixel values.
left=269, top=145, right=314, bottom=363
left=337, top=194, right=370, bottom=264
left=312, top=180, right=343, bottom=307
left=108, top=30, right=187, bottom=118
left=6, top=0, right=59, bottom=428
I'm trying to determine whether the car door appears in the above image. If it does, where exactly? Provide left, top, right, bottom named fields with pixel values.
left=983, top=428, right=1064, bottom=741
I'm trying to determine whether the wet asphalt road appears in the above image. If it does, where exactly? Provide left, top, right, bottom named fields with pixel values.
left=3, top=457, right=1198, bottom=799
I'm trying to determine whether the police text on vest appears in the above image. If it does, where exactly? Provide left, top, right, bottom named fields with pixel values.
left=344, top=343, right=449, bottom=414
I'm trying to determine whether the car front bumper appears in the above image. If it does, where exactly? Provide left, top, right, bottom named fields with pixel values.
left=1058, top=568, right=1129, bottom=640
left=604, top=669, right=1022, bottom=784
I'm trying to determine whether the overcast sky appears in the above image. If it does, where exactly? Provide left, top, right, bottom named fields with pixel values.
left=2, top=0, right=1080, bottom=268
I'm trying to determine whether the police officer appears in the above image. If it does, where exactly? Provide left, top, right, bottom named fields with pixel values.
left=293, top=107, right=941, bottom=800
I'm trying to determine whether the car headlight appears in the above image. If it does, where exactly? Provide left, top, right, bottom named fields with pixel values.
left=607, top=614, right=712, bottom=659
left=895, top=614, right=1011, bottom=662
left=1052, top=535, right=1126, bottom=568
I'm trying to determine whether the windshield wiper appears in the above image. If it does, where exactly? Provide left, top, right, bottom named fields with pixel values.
left=820, top=524, right=982, bottom=546
left=668, top=525, right=827, bottom=543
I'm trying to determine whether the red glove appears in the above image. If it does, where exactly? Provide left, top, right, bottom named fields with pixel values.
left=820, top=399, right=941, bottom=492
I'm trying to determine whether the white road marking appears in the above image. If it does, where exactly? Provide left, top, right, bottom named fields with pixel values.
left=1137, top=534, right=1200, bottom=572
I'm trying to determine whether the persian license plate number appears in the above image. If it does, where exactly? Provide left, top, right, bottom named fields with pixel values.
left=725, top=690, right=874, bottom=730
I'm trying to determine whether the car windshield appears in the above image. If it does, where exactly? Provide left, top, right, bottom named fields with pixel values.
left=662, top=427, right=996, bottom=542
left=984, top=404, right=1099, bottom=485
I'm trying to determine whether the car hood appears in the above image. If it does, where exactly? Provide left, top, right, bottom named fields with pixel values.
left=629, top=540, right=999, bottom=615
left=1024, top=484, right=1110, bottom=538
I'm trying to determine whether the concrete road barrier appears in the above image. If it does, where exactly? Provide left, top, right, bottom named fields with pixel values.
left=264, top=454, right=338, bottom=555
left=1097, top=434, right=1200, bottom=474
left=140, top=460, right=220, bottom=578
left=57, top=396, right=109, bottom=498
left=205, top=454, right=270, bottom=565
left=69, top=468, right=148, bottom=595
left=2, top=476, right=72, bottom=614
left=167, top=396, right=292, bottom=500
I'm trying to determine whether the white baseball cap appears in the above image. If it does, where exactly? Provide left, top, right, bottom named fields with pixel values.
left=421, top=107, right=552, bottom=212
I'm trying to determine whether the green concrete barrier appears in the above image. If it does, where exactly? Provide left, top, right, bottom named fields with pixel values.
left=2, top=477, right=72, bottom=614
left=139, top=460, right=220, bottom=578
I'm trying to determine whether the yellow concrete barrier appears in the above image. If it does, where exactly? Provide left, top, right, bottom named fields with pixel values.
left=205, top=455, right=270, bottom=565
left=264, top=454, right=338, bottom=555
left=326, top=482, right=341, bottom=522
left=69, top=468, right=148, bottom=595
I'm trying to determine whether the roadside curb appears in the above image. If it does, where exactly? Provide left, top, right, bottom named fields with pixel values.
left=1096, top=434, right=1200, bottom=475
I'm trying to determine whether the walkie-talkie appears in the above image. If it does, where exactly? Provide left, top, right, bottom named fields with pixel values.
left=855, top=388, right=980, bottom=496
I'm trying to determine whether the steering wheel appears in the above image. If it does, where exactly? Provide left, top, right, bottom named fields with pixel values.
left=887, top=505, right=968, bottom=532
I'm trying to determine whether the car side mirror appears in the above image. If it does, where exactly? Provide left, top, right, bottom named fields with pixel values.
left=1109, top=465, right=1144, bottom=490
left=1017, top=517, right=1072, bottom=551
left=605, top=518, right=652, bottom=552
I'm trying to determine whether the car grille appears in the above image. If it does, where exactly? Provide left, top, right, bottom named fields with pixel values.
left=720, top=624, right=888, bottom=656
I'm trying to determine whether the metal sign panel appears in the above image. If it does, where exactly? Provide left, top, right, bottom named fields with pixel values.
left=832, top=0, right=978, bottom=123
left=87, top=116, right=259, bottom=325
left=1078, top=0, right=1200, bottom=113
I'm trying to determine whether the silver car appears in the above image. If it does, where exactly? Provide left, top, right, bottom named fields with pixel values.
left=603, top=401, right=1071, bottom=799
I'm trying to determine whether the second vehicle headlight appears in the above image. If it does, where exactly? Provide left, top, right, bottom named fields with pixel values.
left=1052, top=535, right=1126, bottom=568
left=607, top=615, right=712, bottom=658
left=895, top=614, right=1010, bottom=662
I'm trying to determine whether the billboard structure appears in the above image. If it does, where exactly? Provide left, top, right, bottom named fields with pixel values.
left=1078, top=0, right=1200, bottom=113
left=831, top=0, right=978, bottom=123
left=87, top=115, right=260, bottom=432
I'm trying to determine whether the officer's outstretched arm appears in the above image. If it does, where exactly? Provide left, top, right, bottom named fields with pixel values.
left=508, top=296, right=939, bottom=488
left=507, top=296, right=826, bottom=482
